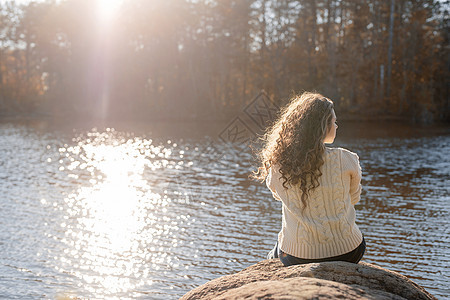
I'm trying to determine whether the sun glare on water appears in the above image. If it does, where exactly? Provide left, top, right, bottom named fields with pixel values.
left=53, top=129, right=178, bottom=298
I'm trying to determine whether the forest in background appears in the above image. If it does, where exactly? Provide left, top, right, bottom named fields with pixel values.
left=0, top=0, right=449, bottom=123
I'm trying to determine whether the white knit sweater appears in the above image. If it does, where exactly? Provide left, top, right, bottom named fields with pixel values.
left=266, top=147, right=363, bottom=259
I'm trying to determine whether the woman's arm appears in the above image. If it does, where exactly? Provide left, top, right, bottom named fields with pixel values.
left=349, top=153, right=362, bottom=205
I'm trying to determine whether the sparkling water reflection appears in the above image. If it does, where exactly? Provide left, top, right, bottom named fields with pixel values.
left=58, top=129, right=162, bottom=297
left=0, top=121, right=449, bottom=299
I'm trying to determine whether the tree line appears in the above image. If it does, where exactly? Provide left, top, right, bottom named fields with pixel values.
left=0, top=0, right=448, bottom=123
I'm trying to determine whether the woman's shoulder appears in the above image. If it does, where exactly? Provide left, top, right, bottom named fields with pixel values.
left=267, top=163, right=281, bottom=182
left=325, top=147, right=360, bottom=165
left=266, top=163, right=288, bottom=191
left=326, top=147, right=359, bottom=158
left=326, top=147, right=361, bottom=175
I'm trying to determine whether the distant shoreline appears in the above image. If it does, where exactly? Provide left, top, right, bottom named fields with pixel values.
left=1, top=110, right=445, bottom=125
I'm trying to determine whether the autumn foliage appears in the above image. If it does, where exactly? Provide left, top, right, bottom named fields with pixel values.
left=0, top=0, right=448, bottom=123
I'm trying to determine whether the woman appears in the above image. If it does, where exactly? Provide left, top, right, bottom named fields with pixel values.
left=253, top=92, right=365, bottom=266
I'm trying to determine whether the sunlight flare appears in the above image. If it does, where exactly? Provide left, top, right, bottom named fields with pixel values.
left=96, top=0, right=122, bottom=22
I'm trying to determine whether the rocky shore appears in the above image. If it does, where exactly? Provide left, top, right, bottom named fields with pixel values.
left=181, top=260, right=436, bottom=300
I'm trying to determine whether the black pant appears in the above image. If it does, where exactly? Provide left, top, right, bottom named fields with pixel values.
left=271, top=237, right=366, bottom=267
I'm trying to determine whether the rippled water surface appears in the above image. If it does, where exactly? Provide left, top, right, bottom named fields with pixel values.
left=0, top=120, right=449, bottom=299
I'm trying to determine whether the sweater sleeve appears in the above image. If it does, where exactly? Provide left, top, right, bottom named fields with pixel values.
left=349, top=152, right=362, bottom=205
left=341, top=149, right=362, bottom=205
left=266, top=166, right=282, bottom=201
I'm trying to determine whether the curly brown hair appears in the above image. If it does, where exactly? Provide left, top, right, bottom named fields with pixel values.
left=252, top=92, right=334, bottom=209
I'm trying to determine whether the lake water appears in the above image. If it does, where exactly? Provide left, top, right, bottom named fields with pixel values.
left=0, top=119, right=449, bottom=299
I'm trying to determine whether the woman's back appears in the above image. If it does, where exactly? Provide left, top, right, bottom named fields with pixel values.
left=266, top=147, right=363, bottom=259
left=253, top=91, right=365, bottom=265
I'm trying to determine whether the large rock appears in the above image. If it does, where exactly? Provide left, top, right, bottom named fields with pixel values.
left=181, top=260, right=436, bottom=300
